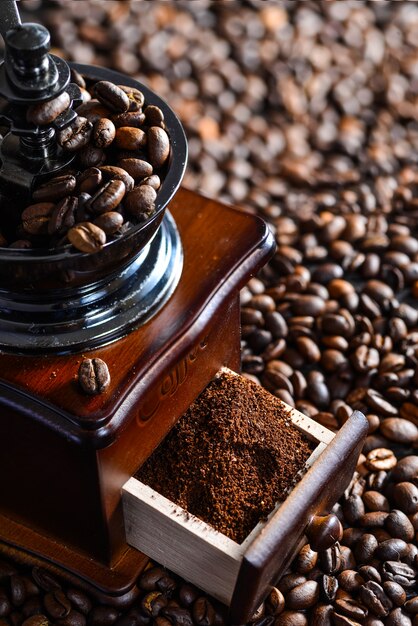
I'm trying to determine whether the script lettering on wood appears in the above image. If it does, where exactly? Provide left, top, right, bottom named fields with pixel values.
left=137, top=338, right=208, bottom=422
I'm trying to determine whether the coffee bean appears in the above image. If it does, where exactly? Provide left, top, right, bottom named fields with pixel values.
left=78, top=145, right=106, bottom=168
left=162, top=604, right=194, bottom=626
left=365, top=391, right=397, bottom=417
left=392, top=482, right=418, bottom=515
left=359, top=511, right=390, bottom=528
left=192, top=597, right=215, bottom=626
left=285, top=580, right=320, bottom=610
left=277, top=574, right=307, bottom=596
left=94, top=81, right=130, bottom=113
left=310, top=604, right=333, bottom=626
left=354, top=534, right=378, bottom=563
left=93, top=212, right=124, bottom=235
left=291, top=295, right=325, bottom=317
left=295, top=545, right=318, bottom=573
left=342, top=495, right=366, bottom=525
left=21, top=203, right=55, bottom=236
left=391, top=457, right=418, bottom=483
left=66, top=589, right=92, bottom=615
left=78, top=358, right=110, bottom=395
left=89, top=606, right=120, bottom=626
left=56, top=609, right=87, bottom=626
left=77, top=167, right=103, bottom=194
left=76, top=101, right=111, bottom=123
left=118, top=85, right=145, bottom=112
left=10, top=575, right=26, bottom=607
left=366, top=449, right=397, bottom=471
left=333, top=613, right=363, bottom=626
left=334, top=597, right=368, bottom=621
left=32, top=175, right=77, bottom=202
left=117, top=158, right=153, bottom=181
left=359, top=581, right=393, bottom=618
left=48, top=197, right=77, bottom=237
left=142, top=175, right=161, bottom=190
left=385, top=608, right=413, bottom=626
left=88, top=180, right=126, bottom=214
left=44, top=590, right=71, bottom=620
left=338, top=570, right=365, bottom=593
left=99, top=166, right=135, bottom=192
left=274, top=610, right=308, bottom=626
left=264, top=588, right=285, bottom=616
left=125, top=185, right=157, bottom=220
left=319, top=543, right=342, bottom=574
left=359, top=566, right=382, bottom=585
left=375, top=538, right=408, bottom=561
left=385, top=510, right=415, bottom=542
left=22, top=617, right=49, bottom=626
left=115, top=127, right=147, bottom=151
left=362, top=491, right=390, bottom=513
left=144, top=105, right=164, bottom=126
left=148, top=127, right=170, bottom=168
left=383, top=582, right=407, bottom=607
left=58, top=116, right=92, bottom=151
left=31, top=568, right=60, bottom=593
left=112, top=111, right=146, bottom=128
left=319, top=575, right=338, bottom=603
left=27, top=91, right=70, bottom=125
left=382, top=562, right=416, bottom=588
left=93, top=118, right=116, bottom=148
left=380, top=419, right=418, bottom=444
left=68, top=222, right=106, bottom=253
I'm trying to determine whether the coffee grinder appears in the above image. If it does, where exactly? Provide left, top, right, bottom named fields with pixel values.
left=0, top=4, right=368, bottom=624
left=0, top=0, right=274, bottom=599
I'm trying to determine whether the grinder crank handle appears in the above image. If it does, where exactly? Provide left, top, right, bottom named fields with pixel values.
left=0, top=0, right=21, bottom=40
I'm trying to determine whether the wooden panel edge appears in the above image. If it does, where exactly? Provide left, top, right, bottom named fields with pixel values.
left=229, top=410, right=368, bottom=624
left=122, top=477, right=242, bottom=605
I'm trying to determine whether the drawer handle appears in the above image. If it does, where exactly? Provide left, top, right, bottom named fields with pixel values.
left=305, top=513, right=343, bottom=552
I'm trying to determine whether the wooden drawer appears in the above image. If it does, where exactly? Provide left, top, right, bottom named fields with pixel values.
left=122, top=370, right=367, bottom=624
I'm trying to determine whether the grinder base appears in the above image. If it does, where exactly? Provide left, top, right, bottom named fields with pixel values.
left=0, top=188, right=275, bottom=607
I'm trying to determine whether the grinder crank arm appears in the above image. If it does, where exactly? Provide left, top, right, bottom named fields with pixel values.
left=0, top=0, right=21, bottom=39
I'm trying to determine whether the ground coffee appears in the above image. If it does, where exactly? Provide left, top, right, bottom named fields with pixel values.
left=137, top=369, right=314, bottom=543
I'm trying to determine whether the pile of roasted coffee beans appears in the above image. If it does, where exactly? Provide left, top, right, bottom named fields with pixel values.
left=0, top=1, right=416, bottom=625
left=1, top=71, right=171, bottom=252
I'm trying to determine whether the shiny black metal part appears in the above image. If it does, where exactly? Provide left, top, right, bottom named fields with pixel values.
left=0, top=211, right=183, bottom=354
left=0, top=0, right=81, bottom=203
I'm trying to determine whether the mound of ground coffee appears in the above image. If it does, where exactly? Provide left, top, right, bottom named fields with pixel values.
left=137, top=369, right=314, bottom=543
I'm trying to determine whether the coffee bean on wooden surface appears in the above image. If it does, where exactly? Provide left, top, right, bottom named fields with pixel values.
left=78, top=358, right=110, bottom=395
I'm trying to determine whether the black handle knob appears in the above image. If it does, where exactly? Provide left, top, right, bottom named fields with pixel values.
left=5, top=23, right=59, bottom=95
left=6, top=23, right=51, bottom=80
